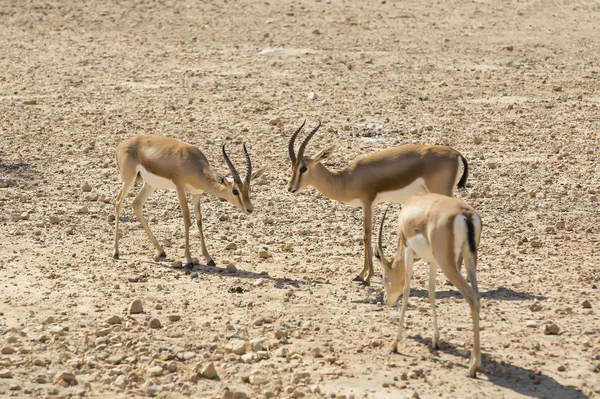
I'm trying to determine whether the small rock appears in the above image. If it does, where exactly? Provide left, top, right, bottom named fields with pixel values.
left=190, top=272, right=199, bottom=279
left=582, top=300, right=592, bottom=309
left=555, top=221, right=565, bottom=230
left=54, top=371, right=78, bottom=386
left=531, top=240, right=542, bottom=248
left=487, top=162, right=497, bottom=170
left=250, top=338, right=265, bottom=352
left=473, top=136, right=483, bottom=145
left=81, top=183, right=92, bottom=192
left=526, top=320, right=538, bottom=328
left=544, top=323, right=560, bottom=335
left=168, top=314, right=182, bottom=322
left=310, top=347, right=321, bottom=358
left=65, top=227, right=74, bottom=235
left=241, top=353, right=254, bottom=364
left=263, top=218, right=274, bottom=225
left=253, top=279, right=267, bottom=287
left=557, top=365, right=566, bottom=372
left=149, top=318, right=162, bottom=329
left=226, top=264, right=237, bottom=273
left=167, top=362, right=178, bottom=372
left=258, top=250, right=272, bottom=259
left=200, top=362, right=218, bottom=379
left=225, top=340, right=247, bottom=355
left=529, top=302, right=543, bottom=312
left=275, top=347, right=289, bottom=357
left=107, top=354, right=125, bottom=365
left=225, top=243, right=238, bottom=250
left=49, top=215, right=60, bottom=224
left=106, top=315, right=122, bottom=325
left=114, top=375, right=127, bottom=390
left=400, top=372, right=408, bottom=381
left=171, top=260, right=183, bottom=268
left=1, top=346, right=15, bottom=355
left=221, top=391, right=248, bottom=399
left=307, top=92, right=318, bottom=100
left=148, top=366, right=163, bottom=376
left=129, top=299, right=144, bottom=314
left=412, top=391, right=420, bottom=399
left=0, top=369, right=13, bottom=378
left=77, top=206, right=89, bottom=214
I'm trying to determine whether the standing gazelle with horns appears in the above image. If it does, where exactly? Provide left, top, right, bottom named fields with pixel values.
left=113, top=134, right=265, bottom=268
left=375, top=194, right=483, bottom=377
left=287, top=120, right=469, bottom=285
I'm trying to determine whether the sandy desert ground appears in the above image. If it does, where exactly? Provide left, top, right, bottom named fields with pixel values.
left=1, top=0, right=599, bottom=398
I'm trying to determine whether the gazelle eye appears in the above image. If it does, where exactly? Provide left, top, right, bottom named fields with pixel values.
left=232, top=189, right=239, bottom=196
left=299, top=166, right=307, bottom=174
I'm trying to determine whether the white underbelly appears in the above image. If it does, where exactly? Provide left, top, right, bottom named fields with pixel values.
left=407, top=233, right=436, bottom=263
left=136, top=165, right=204, bottom=195
left=345, top=177, right=427, bottom=208
left=375, top=178, right=427, bottom=204
left=137, top=165, right=177, bottom=190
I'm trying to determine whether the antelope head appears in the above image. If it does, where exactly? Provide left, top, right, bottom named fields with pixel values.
left=220, top=144, right=266, bottom=214
left=287, top=120, right=337, bottom=193
left=375, top=206, right=406, bottom=306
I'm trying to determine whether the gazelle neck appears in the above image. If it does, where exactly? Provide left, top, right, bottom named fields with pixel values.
left=310, top=162, right=350, bottom=203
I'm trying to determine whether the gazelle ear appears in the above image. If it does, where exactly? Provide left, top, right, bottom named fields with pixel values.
left=250, top=166, right=267, bottom=181
left=215, top=173, right=229, bottom=185
left=313, top=144, right=337, bottom=162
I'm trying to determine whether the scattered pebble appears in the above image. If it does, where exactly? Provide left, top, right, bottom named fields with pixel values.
left=106, top=315, right=122, bottom=325
left=226, top=243, right=238, bottom=250
left=168, top=314, right=181, bottom=322
left=258, top=250, right=272, bottom=259
left=149, top=318, right=162, bottom=329
left=582, top=300, right=592, bottom=309
left=129, top=299, right=144, bottom=314
left=226, top=263, right=237, bottom=273
left=54, top=371, right=77, bottom=386
left=200, top=362, right=218, bottom=379
left=0, top=369, right=13, bottom=378
left=148, top=365, right=163, bottom=376
left=544, top=323, right=560, bottom=335
left=81, top=182, right=92, bottom=193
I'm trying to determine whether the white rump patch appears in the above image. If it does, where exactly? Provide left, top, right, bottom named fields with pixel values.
left=406, top=234, right=435, bottom=263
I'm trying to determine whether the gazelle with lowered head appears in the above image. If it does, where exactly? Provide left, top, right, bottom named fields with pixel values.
left=113, top=134, right=265, bottom=268
left=375, top=193, right=483, bottom=377
left=287, top=120, right=469, bottom=285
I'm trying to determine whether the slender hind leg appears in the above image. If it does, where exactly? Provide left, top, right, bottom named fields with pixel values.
left=429, top=262, right=440, bottom=349
left=132, top=183, right=165, bottom=259
left=441, top=262, right=481, bottom=378
left=175, top=186, right=194, bottom=268
left=391, top=248, right=414, bottom=353
left=113, top=174, right=136, bottom=259
left=192, top=194, right=215, bottom=266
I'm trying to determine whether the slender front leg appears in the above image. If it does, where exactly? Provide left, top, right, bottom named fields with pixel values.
left=192, top=195, right=215, bottom=266
left=132, top=183, right=165, bottom=259
left=391, top=248, right=414, bottom=353
left=429, top=262, right=440, bottom=349
left=443, top=261, right=481, bottom=378
left=113, top=177, right=135, bottom=259
left=175, top=186, right=193, bottom=268
left=354, top=201, right=375, bottom=285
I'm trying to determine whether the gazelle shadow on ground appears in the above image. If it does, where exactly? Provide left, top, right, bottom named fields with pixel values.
left=408, top=334, right=588, bottom=399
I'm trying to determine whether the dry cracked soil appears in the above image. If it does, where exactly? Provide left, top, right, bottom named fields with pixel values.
left=0, top=0, right=599, bottom=398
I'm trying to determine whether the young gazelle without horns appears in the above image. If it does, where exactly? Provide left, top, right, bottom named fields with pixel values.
left=113, top=135, right=265, bottom=268
left=375, top=194, right=483, bottom=377
left=287, top=120, right=469, bottom=285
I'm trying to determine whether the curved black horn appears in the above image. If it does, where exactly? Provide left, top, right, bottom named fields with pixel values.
left=288, top=120, right=306, bottom=163
left=222, top=144, right=242, bottom=184
left=297, top=120, right=321, bottom=161
left=376, top=206, right=391, bottom=261
left=243, top=143, right=252, bottom=182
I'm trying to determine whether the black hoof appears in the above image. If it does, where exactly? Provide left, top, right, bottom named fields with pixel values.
left=113, top=253, right=119, bottom=260
left=360, top=280, right=371, bottom=287
left=158, top=251, right=167, bottom=259
left=207, top=259, right=216, bottom=267
left=185, top=262, right=194, bottom=269
left=352, top=275, right=365, bottom=282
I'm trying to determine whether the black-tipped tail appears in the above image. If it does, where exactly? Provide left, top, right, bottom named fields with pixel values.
left=457, top=154, right=469, bottom=189
left=465, top=217, right=476, bottom=253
